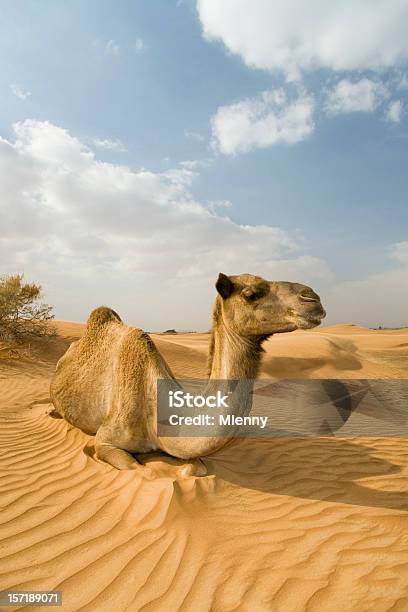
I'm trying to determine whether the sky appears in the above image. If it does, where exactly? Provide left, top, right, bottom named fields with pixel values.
left=1, top=0, right=408, bottom=329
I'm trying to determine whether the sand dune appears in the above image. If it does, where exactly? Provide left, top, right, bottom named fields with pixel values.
left=1, top=322, right=408, bottom=611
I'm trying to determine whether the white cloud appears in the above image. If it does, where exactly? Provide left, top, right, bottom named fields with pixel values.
left=211, top=89, right=314, bottom=155
left=207, top=199, right=232, bottom=213
left=134, top=38, right=144, bottom=53
left=397, top=73, right=408, bottom=90
left=389, top=241, right=408, bottom=263
left=385, top=100, right=403, bottom=123
left=0, top=120, right=330, bottom=328
left=105, top=39, right=120, bottom=56
left=197, top=0, right=408, bottom=80
left=184, top=129, right=205, bottom=142
left=94, top=138, right=127, bottom=152
left=10, top=84, right=31, bottom=100
left=179, top=160, right=199, bottom=169
left=199, top=2, right=407, bottom=151
left=325, top=79, right=388, bottom=115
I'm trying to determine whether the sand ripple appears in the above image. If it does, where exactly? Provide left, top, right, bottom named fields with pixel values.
left=1, top=325, right=408, bottom=611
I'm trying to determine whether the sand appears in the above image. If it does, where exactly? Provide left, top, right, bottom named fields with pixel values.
left=0, top=322, right=408, bottom=611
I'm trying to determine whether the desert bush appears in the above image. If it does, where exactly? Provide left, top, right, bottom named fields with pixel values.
left=0, top=274, right=55, bottom=340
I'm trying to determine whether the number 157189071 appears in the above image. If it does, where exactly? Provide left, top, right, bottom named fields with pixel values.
left=0, top=591, right=62, bottom=606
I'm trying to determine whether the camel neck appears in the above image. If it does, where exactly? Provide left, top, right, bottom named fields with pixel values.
left=207, top=300, right=265, bottom=380
left=155, top=301, right=267, bottom=458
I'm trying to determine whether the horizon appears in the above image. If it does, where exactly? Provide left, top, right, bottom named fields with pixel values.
left=1, top=0, right=408, bottom=329
left=51, top=314, right=407, bottom=334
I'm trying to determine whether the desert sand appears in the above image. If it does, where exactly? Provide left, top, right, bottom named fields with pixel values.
left=0, top=322, right=408, bottom=611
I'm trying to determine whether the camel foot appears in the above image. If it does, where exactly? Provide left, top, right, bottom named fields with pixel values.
left=95, top=443, right=154, bottom=479
left=177, top=459, right=207, bottom=478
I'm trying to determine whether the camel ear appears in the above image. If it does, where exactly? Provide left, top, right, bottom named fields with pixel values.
left=216, top=273, right=234, bottom=299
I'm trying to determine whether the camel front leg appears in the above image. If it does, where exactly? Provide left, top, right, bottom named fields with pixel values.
left=95, top=441, right=154, bottom=478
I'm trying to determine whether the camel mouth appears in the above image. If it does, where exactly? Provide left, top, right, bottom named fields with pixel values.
left=297, top=316, right=324, bottom=330
left=295, top=304, right=326, bottom=329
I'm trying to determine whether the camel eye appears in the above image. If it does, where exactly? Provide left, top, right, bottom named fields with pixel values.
left=242, top=288, right=257, bottom=302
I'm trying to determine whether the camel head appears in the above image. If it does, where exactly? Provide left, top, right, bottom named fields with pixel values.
left=215, top=273, right=326, bottom=337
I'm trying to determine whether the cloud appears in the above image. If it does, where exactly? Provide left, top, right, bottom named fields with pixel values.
left=0, top=120, right=330, bottom=327
left=184, top=130, right=205, bottom=142
left=325, top=78, right=389, bottom=115
left=93, top=138, right=127, bottom=152
left=134, top=38, right=144, bottom=53
left=197, top=0, right=408, bottom=80
left=397, top=73, right=408, bottom=90
left=199, top=2, right=407, bottom=155
left=104, top=39, right=120, bottom=56
left=93, top=38, right=144, bottom=58
left=389, top=241, right=408, bottom=263
left=179, top=160, right=199, bottom=169
left=211, top=88, right=314, bottom=155
left=10, top=84, right=31, bottom=100
left=385, top=100, right=403, bottom=123
left=92, top=38, right=121, bottom=56
left=207, top=199, right=232, bottom=213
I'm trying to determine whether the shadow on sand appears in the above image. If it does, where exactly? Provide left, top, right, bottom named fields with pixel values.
left=81, top=434, right=408, bottom=513
left=262, top=337, right=363, bottom=378
left=203, top=436, right=408, bottom=512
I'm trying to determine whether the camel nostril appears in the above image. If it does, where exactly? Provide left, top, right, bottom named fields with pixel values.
left=299, top=291, right=320, bottom=303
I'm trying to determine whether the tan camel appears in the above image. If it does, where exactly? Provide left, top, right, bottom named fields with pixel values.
left=50, top=273, right=325, bottom=477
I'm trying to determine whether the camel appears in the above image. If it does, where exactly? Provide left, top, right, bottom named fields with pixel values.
left=50, top=273, right=326, bottom=477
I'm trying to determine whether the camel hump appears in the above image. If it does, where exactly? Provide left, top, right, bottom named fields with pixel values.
left=87, top=306, right=122, bottom=328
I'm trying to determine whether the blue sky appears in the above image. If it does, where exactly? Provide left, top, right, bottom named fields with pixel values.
left=1, top=0, right=408, bottom=328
